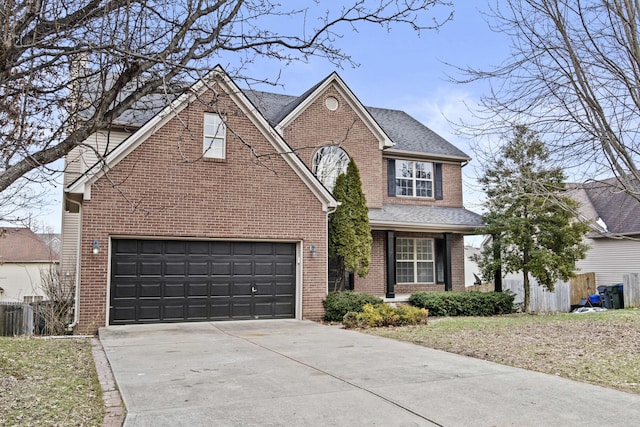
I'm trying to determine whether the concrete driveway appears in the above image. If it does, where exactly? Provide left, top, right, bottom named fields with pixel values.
left=99, top=320, right=640, bottom=426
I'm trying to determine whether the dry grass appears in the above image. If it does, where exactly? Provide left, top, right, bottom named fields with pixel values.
left=0, top=337, right=104, bottom=426
left=369, top=308, right=640, bottom=394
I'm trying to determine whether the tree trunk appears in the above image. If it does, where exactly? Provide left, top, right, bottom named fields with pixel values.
left=333, top=257, right=346, bottom=292
left=523, top=268, right=530, bottom=313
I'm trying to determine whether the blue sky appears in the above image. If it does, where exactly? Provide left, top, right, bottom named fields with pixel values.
left=29, top=3, right=506, bottom=235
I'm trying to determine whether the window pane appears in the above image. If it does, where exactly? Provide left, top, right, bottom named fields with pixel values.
left=312, top=146, right=349, bottom=192
left=397, top=262, right=414, bottom=283
left=416, top=239, right=433, bottom=261
left=396, top=160, right=414, bottom=178
left=396, top=179, right=413, bottom=196
left=203, top=113, right=226, bottom=158
left=417, top=262, right=434, bottom=283
left=415, top=181, right=428, bottom=197
left=396, top=238, right=414, bottom=260
left=204, top=136, right=224, bottom=158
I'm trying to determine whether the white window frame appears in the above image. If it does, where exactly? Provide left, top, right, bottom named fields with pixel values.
left=312, top=145, right=350, bottom=192
left=396, top=238, right=435, bottom=284
left=395, top=160, right=433, bottom=198
left=203, top=113, right=226, bottom=159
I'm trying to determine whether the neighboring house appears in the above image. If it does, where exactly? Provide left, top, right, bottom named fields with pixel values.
left=0, top=228, right=58, bottom=302
left=464, top=246, right=483, bottom=287
left=61, top=67, right=483, bottom=334
left=569, top=178, right=640, bottom=285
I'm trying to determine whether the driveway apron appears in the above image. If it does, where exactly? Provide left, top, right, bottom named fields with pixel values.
left=99, top=320, right=640, bottom=426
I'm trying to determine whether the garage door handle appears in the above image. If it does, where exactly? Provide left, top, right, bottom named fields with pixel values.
left=252, top=287, right=257, bottom=294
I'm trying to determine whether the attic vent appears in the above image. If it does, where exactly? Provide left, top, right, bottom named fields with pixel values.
left=325, top=96, right=339, bottom=111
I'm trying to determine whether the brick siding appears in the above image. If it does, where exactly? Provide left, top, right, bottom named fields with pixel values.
left=76, top=88, right=329, bottom=334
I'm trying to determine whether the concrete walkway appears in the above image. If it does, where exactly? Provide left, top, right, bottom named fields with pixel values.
left=99, top=320, right=640, bottom=426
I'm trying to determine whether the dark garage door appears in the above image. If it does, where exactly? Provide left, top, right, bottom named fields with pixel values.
left=110, top=239, right=296, bottom=325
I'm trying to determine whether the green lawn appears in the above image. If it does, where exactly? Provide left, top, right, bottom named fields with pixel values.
left=369, top=309, right=640, bottom=394
left=0, top=337, right=104, bottom=426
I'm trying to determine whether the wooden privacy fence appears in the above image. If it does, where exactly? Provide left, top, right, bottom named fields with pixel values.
left=0, top=302, right=34, bottom=336
left=502, top=278, right=571, bottom=313
left=623, top=273, right=640, bottom=308
left=570, top=273, right=596, bottom=305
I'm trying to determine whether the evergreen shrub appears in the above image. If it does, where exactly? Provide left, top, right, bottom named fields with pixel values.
left=408, top=291, right=516, bottom=317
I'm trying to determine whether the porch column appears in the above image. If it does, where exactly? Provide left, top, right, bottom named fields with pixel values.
left=444, top=232, right=452, bottom=291
left=386, top=231, right=395, bottom=298
left=493, top=234, right=503, bottom=292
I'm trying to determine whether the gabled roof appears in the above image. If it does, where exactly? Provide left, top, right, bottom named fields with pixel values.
left=0, top=228, right=58, bottom=263
left=244, top=87, right=470, bottom=161
left=574, top=177, right=640, bottom=236
left=75, top=71, right=470, bottom=162
left=66, top=66, right=338, bottom=211
left=368, top=204, right=484, bottom=233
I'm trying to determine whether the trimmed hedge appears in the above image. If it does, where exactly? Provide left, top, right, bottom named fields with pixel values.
left=342, top=303, right=428, bottom=329
left=323, top=291, right=383, bottom=322
left=408, top=291, right=516, bottom=317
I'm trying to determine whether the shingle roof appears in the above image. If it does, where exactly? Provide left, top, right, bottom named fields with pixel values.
left=243, top=89, right=470, bottom=159
left=368, top=204, right=484, bottom=232
left=0, top=228, right=58, bottom=262
left=97, top=74, right=469, bottom=159
left=580, top=177, right=640, bottom=235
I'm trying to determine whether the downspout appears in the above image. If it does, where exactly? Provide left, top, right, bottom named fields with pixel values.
left=65, top=197, right=82, bottom=331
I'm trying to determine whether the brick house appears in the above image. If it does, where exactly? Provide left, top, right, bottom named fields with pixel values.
left=61, top=66, right=482, bottom=334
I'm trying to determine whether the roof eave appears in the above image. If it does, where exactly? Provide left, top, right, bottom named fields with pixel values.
left=383, top=148, right=471, bottom=162
left=369, top=220, right=483, bottom=234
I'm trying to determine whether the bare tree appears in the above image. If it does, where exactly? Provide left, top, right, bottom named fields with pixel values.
left=457, top=0, right=640, bottom=199
left=0, top=0, right=452, bottom=222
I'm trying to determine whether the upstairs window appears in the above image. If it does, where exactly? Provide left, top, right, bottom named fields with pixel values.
left=312, top=146, right=349, bottom=192
left=395, top=160, right=433, bottom=198
left=203, top=113, right=226, bottom=159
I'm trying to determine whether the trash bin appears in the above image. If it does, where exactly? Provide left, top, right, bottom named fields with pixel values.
left=607, top=284, right=624, bottom=309
left=597, top=285, right=612, bottom=309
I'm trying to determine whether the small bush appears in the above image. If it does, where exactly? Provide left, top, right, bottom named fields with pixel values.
left=409, top=291, right=516, bottom=317
left=342, top=303, right=428, bottom=329
left=323, top=291, right=383, bottom=322
left=396, top=305, right=429, bottom=326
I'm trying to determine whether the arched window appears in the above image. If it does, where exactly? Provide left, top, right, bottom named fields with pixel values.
left=312, top=146, right=349, bottom=192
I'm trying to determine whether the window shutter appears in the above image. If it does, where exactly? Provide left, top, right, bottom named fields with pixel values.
left=387, top=159, right=396, bottom=197
left=435, top=238, right=445, bottom=283
left=434, top=162, right=443, bottom=200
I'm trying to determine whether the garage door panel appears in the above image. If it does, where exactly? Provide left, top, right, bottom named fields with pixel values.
left=212, top=262, right=231, bottom=275
left=140, top=262, right=161, bottom=276
left=113, top=284, right=136, bottom=299
left=110, top=240, right=296, bottom=325
left=113, top=262, right=137, bottom=277
left=165, top=262, right=186, bottom=276
left=165, top=283, right=185, bottom=297
left=232, top=282, right=252, bottom=295
left=140, top=283, right=162, bottom=297
left=112, top=306, right=135, bottom=322
left=140, top=240, right=163, bottom=254
left=233, top=243, right=253, bottom=255
left=165, top=241, right=186, bottom=254
left=163, top=303, right=186, bottom=320
left=186, top=301, right=208, bottom=319
left=210, top=282, right=231, bottom=296
left=188, top=283, right=208, bottom=296
left=254, top=262, right=274, bottom=276
left=275, top=262, right=295, bottom=275
left=188, top=262, right=209, bottom=276
left=138, top=304, right=161, bottom=321
left=233, top=262, right=252, bottom=276
left=188, top=241, right=209, bottom=254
